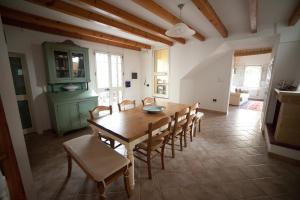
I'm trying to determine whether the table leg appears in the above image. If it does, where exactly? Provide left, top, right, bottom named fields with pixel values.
left=126, top=144, right=135, bottom=190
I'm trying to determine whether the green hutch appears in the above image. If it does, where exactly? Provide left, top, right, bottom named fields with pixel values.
left=44, top=40, right=98, bottom=135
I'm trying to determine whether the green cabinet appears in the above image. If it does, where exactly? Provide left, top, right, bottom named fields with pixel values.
left=43, top=41, right=90, bottom=84
left=48, top=91, right=98, bottom=136
left=44, top=40, right=98, bottom=135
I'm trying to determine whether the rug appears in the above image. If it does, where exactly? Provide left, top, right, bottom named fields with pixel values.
left=239, top=100, right=263, bottom=111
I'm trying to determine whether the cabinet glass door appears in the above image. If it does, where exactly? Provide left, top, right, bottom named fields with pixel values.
left=54, top=50, right=70, bottom=78
left=71, top=52, right=85, bottom=78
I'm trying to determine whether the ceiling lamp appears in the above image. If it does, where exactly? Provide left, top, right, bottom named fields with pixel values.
left=165, top=3, right=195, bottom=38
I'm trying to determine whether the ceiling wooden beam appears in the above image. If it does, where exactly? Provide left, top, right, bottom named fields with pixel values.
left=26, top=0, right=174, bottom=46
left=132, top=0, right=206, bottom=41
left=0, top=6, right=143, bottom=51
left=0, top=6, right=150, bottom=49
left=288, top=1, right=300, bottom=26
left=248, top=0, right=258, bottom=33
left=78, top=0, right=185, bottom=44
left=191, top=0, right=228, bottom=38
left=234, top=47, right=272, bottom=57
left=3, top=18, right=142, bottom=51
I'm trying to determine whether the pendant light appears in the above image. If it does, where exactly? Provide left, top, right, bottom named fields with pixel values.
left=165, top=3, right=195, bottom=38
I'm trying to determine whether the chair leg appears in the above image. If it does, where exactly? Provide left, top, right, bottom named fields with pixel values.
left=97, top=182, right=106, bottom=200
left=198, top=120, right=201, bottom=133
left=193, top=124, right=197, bottom=137
left=161, top=144, right=165, bottom=170
left=183, top=131, right=187, bottom=147
left=123, top=169, right=131, bottom=198
left=190, top=128, right=193, bottom=142
left=179, top=133, right=183, bottom=151
left=67, top=154, right=72, bottom=178
left=171, top=135, right=175, bottom=158
left=147, top=153, right=152, bottom=179
left=110, top=139, right=115, bottom=148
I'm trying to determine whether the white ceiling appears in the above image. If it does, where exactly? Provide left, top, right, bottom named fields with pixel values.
left=0, top=0, right=299, bottom=47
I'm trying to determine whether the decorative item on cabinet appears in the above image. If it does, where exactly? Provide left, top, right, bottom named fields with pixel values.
left=43, top=40, right=98, bottom=135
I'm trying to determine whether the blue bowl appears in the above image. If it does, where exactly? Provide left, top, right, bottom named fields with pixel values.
left=143, top=105, right=165, bottom=113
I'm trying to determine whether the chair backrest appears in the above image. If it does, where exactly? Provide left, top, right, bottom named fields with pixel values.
left=118, top=100, right=136, bottom=112
left=189, top=102, right=199, bottom=115
left=89, top=105, right=112, bottom=119
left=147, top=116, right=171, bottom=151
left=186, top=113, right=196, bottom=129
left=173, top=107, right=189, bottom=133
left=142, top=97, right=156, bottom=106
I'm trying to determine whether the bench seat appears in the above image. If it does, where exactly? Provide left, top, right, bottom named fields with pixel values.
left=63, top=134, right=130, bottom=199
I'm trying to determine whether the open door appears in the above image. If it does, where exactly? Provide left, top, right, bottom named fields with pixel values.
left=8, top=53, right=34, bottom=134
left=0, top=96, right=26, bottom=200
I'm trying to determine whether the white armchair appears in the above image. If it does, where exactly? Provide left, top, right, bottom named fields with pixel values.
left=229, top=92, right=249, bottom=106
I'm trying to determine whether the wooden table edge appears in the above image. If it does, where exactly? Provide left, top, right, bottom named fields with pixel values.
left=88, top=119, right=131, bottom=143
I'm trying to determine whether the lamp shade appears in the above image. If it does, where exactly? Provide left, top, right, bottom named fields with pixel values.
left=165, top=22, right=195, bottom=38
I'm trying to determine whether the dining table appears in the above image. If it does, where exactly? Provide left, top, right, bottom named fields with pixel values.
left=87, top=100, right=189, bottom=190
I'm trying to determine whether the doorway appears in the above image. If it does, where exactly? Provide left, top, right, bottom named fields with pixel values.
left=229, top=51, right=272, bottom=113
left=8, top=53, right=34, bottom=134
left=95, top=52, right=123, bottom=110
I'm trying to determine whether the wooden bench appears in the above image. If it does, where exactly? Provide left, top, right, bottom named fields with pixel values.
left=63, top=135, right=131, bottom=200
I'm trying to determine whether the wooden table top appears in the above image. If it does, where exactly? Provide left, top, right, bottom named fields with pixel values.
left=88, top=101, right=189, bottom=142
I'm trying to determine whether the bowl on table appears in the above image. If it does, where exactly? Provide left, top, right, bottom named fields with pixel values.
left=143, top=105, right=166, bottom=114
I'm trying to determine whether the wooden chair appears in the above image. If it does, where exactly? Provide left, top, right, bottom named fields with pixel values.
left=134, top=116, right=171, bottom=179
left=63, top=135, right=131, bottom=200
left=142, top=97, right=156, bottom=106
left=89, top=105, right=119, bottom=149
left=195, top=103, right=204, bottom=135
left=168, top=108, right=189, bottom=158
left=183, top=112, right=196, bottom=147
left=118, top=99, right=136, bottom=112
left=189, top=103, right=204, bottom=135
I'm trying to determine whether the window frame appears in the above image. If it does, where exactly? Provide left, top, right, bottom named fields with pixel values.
left=94, top=50, right=124, bottom=105
left=153, top=48, right=170, bottom=99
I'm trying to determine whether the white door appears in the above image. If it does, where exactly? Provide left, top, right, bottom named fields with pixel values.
left=95, top=52, right=123, bottom=110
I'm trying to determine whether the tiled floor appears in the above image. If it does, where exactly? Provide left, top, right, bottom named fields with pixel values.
left=25, top=107, right=300, bottom=200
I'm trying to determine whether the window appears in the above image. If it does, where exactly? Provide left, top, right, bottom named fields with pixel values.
left=153, top=49, right=169, bottom=98
left=243, top=65, right=262, bottom=88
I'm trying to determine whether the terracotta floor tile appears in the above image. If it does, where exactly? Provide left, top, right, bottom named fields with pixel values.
left=24, top=106, right=300, bottom=200
left=253, top=178, right=290, bottom=196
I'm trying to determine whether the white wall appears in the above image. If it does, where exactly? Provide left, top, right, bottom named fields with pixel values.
left=180, top=51, right=233, bottom=113
left=140, top=39, right=226, bottom=102
left=266, top=40, right=300, bottom=123
left=0, top=18, right=36, bottom=200
left=140, top=50, right=153, bottom=98
left=4, top=25, right=143, bottom=133
left=195, top=51, right=233, bottom=113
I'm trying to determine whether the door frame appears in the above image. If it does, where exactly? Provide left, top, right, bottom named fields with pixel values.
left=0, top=96, right=27, bottom=200
left=94, top=51, right=124, bottom=106
left=9, top=52, right=35, bottom=134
